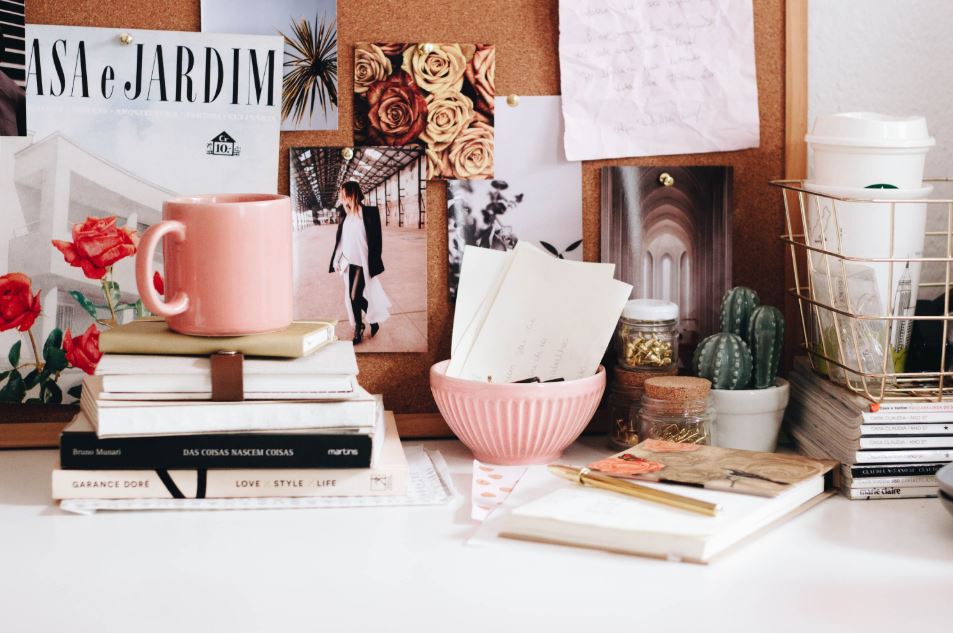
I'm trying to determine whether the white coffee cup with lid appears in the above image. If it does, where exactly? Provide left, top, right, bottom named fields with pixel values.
left=806, top=112, right=935, bottom=190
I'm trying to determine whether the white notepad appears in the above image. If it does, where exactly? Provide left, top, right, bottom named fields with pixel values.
left=473, top=465, right=830, bottom=564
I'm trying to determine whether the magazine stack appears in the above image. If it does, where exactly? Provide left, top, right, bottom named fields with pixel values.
left=51, top=319, right=408, bottom=502
left=786, top=358, right=951, bottom=500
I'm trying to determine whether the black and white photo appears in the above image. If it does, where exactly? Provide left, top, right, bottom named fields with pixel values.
left=447, top=96, right=582, bottom=299
left=0, top=0, right=25, bottom=136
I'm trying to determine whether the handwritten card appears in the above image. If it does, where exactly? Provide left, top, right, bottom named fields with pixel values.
left=558, top=0, right=760, bottom=160
left=450, top=243, right=631, bottom=382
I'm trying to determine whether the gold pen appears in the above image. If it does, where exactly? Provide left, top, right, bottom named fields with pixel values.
left=548, top=464, right=721, bottom=517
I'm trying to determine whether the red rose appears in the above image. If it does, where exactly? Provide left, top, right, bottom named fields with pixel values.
left=63, top=324, right=101, bottom=375
left=153, top=271, right=164, bottom=295
left=365, top=71, right=428, bottom=146
left=0, top=272, right=41, bottom=332
left=52, top=216, right=139, bottom=280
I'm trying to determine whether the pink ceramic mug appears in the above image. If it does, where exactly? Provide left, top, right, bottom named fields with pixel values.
left=135, top=193, right=293, bottom=336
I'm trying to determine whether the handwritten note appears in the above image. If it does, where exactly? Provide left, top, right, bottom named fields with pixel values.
left=558, top=0, right=760, bottom=160
left=450, top=243, right=631, bottom=383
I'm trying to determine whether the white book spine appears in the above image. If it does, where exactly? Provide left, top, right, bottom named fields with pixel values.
left=844, top=486, right=939, bottom=500
left=52, top=466, right=407, bottom=499
left=91, top=399, right=377, bottom=437
left=861, top=423, right=953, bottom=436
left=101, top=374, right=355, bottom=394
left=845, top=475, right=938, bottom=488
left=858, top=436, right=953, bottom=449
left=872, top=402, right=953, bottom=413
left=862, top=411, right=953, bottom=424
left=854, top=448, right=953, bottom=464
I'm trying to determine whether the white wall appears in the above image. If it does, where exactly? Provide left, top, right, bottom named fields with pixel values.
left=808, top=0, right=953, bottom=177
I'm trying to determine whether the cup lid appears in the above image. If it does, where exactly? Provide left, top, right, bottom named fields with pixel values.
left=621, top=299, right=679, bottom=321
left=805, top=112, right=935, bottom=149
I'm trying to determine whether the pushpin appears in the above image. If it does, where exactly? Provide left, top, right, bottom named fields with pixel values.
left=420, top=42, right=435, bottom=54
left=506, top=94, right=520, bottom=107
left=341, top=147, right=354, bottom=160
left=119, top=33, right=133, bottom=45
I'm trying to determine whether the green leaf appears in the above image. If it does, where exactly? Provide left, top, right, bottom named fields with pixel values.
left=41, top=381, right=63, bottom=404
left=43, top=328, right=63, bottom=358
left=23, top=369, right=40, bottom=390
left=8, top=340, right=21, bottom=367
left=0, top=370, right=26, bottom=403
left=44, top=347, right=69, bottom=374
left=68, top=384, right=83, bottom=399
left=0, top=370, right=9, bottom=381
left=106, top=280, right=122, bottom=307
left=134, top=299, right=151, bottom=319
left=25, top=397, right=42, bottom=404
left=68, top=291, right=100, bottom=319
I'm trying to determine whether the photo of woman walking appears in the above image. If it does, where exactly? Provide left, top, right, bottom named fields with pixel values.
left=329, top=181, right=391, bottom=344
left=290, top=146, right=427, bottom=353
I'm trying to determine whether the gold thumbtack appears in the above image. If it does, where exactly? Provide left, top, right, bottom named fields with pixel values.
left=659, top=172, right=675, bottom=187
left=506, top=94, right=520, bottom=107
left=420, top=43, right=435, bottom=54
left=341, top=147, right=354, bottom=160
left=119, top=33, right=133, bottom=45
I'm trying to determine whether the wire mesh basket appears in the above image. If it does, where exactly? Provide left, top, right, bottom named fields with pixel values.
left=775, top=179, right=953, bottom=402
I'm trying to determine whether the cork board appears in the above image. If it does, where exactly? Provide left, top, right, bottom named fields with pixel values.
left=26, top=1, right=787, bottom=437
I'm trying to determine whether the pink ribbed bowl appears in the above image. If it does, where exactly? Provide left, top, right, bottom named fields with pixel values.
left=430, top=360, right=606, bottom=465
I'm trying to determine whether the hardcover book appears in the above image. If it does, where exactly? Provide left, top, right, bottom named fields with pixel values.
left=94, top=341, right=358, bottom=399
left=59, top=412, right=379, bottom=470
left=99, top=319, right=336, bottom=358
left=53, top=413, right=407, bottom=500
left=82, top=378, right=379, bottom=438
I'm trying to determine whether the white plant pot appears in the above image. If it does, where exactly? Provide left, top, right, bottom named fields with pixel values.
left=710, top=379, right=790, bottom=452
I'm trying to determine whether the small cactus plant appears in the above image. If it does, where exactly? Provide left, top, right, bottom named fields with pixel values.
left=693, top=333, right=753, bottom=389
left=720, top=286, right=759, bottom=338
left=694, top=287, right=785, bottom=390
left=748, top=305, right=784, bottom=389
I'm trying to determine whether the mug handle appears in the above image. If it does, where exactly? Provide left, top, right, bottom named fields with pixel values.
left=136, top=220, right=189, bottom=318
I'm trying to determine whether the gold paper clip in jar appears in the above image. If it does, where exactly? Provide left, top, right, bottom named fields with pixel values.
left=614, top=299, right=679, bottom=372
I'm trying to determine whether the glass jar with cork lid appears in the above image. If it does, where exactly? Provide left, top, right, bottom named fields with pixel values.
left=639, top=376, right=715, bottom=445
left=614, top=299, right=679, bottom=373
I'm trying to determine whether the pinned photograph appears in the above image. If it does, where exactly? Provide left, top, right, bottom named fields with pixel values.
left=290, top=147, right=428, bottom=352
left=203, top=0, right=339, bottom=131
left=601, top=166, right=733, bottom=365
left=353, top=42, right=494, bottom=180
left=0, top=0, right=26, bottom=136
left=447, top=96, right=582, bottom=300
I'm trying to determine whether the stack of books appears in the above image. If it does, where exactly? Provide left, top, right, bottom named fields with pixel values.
left=786, top=358, right=951, bottom=500
left=52, top=320, right=408, bottom=501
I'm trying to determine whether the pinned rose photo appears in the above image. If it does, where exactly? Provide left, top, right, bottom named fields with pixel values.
left=354, top=42, right=495, bottom=180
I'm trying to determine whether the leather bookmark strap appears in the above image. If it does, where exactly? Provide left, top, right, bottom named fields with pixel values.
left=210, top=351, right=244, bottom=402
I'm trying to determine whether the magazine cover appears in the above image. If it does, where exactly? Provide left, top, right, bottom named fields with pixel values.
left=0, top=25, right=281, bottom=404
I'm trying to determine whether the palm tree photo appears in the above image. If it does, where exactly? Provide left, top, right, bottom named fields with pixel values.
left=280, top=14, right=338, bottom=125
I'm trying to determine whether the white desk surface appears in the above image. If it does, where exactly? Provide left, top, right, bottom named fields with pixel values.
left=2, top=437, right=952, bottom=633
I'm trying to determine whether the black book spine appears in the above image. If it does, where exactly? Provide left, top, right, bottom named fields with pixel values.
left=60, top=432, right=372, bottom=470
left=849, top=463, right=946, bottom=478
